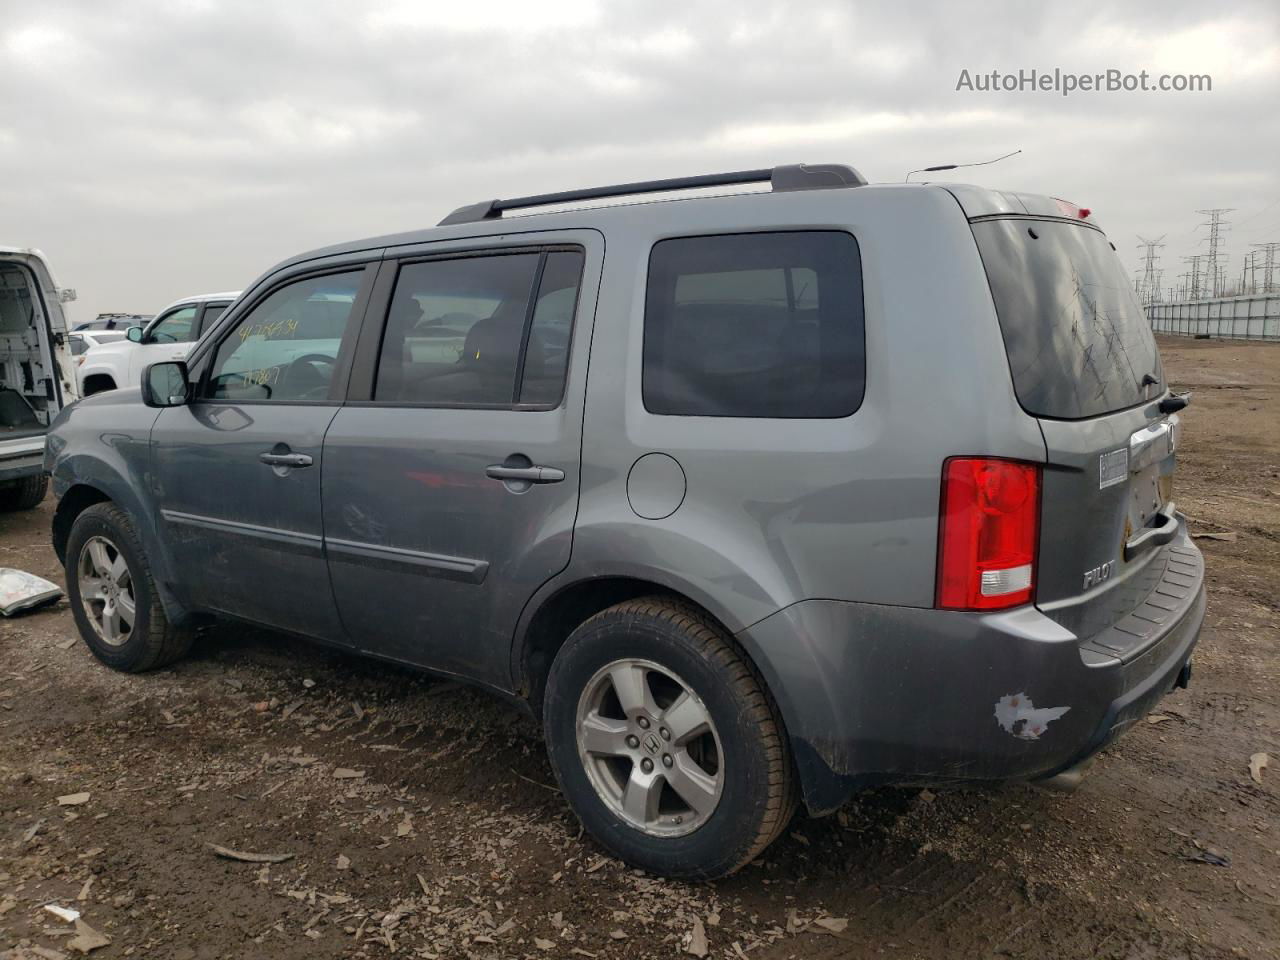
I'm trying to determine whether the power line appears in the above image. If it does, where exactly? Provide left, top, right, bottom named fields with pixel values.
left=1234, top=196, right=1280, bottom=229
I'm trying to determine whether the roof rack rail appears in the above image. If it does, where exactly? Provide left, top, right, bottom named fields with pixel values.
left=438, top=163, right=867, bottom=226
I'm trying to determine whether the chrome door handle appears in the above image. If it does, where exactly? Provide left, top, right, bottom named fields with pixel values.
left=259, top=452, right=313, bottom=468
left=485, top=464, right=565, bottom=483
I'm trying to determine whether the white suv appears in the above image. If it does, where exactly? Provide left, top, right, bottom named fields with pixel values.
left=77, top=291, right=239, bottom=396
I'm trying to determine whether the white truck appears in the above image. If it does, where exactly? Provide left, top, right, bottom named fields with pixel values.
left=0, top=248, right=80, bottom=510
left=77, top=291, right=239, bottom=396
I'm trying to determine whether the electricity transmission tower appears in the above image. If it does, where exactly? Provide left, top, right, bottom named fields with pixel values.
left=1196, top=208, right=1234, bottom=298
left=1135, top=236, right=1165, bottom=305
left=1252, top=242, right=1280, bottom=294
left=1182, top=254, right=1205, bottom=300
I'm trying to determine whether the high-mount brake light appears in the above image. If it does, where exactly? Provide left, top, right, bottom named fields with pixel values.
left=1053, top=197, right=1091, bottom=220
left=936, top=458, right=1041, bottom=611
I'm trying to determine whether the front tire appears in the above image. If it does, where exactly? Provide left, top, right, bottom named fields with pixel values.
left=65, top=502, right=192, bottom=672
left=543, top=597, right=796, bottom=879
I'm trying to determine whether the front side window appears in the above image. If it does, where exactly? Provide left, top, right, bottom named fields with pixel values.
left=374, top=248, right=584, bottom=407
left=204, top=271, right=364, bottom=402
left=643, top=231, right=865, bottom=418
left=148, top=306, right=199, bottom=343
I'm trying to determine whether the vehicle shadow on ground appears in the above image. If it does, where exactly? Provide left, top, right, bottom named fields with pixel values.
left=185, top=624, right=1095, bottom=947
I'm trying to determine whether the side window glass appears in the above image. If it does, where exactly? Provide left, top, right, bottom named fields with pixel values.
left=204, top=271, right=364, bottom=402
left=519, top=251, right=584, bottom=406
left=375, top=253, right=528, bottom=405
left=199, top=303, right=228, bottom=335
left=643, top=231, right=864, bottom=418
left=148, top=306, right=198, bottom=344
left=375, top=249, right=585, bottom=407
left=375, top=254, right=540, bottom=405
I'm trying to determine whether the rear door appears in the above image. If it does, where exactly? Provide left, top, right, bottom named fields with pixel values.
left=972, top=216, right=1194, bottom=652
left=321, top=232, right=600, bottom=687
left=151, top=262, right=378, bottom=641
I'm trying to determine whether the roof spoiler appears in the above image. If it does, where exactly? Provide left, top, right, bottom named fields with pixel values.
left=438, top=163, right=867, bottom=226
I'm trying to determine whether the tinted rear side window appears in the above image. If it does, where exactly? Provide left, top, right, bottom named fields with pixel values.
left=374, top=248, right=583, bottom=408
left=643, top=231, right=864, bottom=418
left=973, top=219, right=1163, bottom=420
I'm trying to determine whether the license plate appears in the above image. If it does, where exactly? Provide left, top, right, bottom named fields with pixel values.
left=1099, top=447, right=1128, bottom=489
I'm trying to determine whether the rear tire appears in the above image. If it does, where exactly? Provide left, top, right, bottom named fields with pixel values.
left=65, top=502, right=192, bottom=672
left=0, top=474, right=48, bottom=512
left=543, top=597, right=796, bottom=879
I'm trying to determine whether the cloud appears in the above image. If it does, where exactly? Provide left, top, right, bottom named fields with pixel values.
left=1, top=0, right=1277, bottom=316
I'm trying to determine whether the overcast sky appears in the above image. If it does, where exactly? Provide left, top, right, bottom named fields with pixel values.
left=3, top=0, right=1278, bottom=321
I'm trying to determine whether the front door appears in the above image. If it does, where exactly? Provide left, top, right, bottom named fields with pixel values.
left=129, top=303, right=200, bottom=385
left=151, top=264, right=376, bottom=641
left=322, top=238, right=598, bottom=687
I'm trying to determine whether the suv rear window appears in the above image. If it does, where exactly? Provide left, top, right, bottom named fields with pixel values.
left=973, top=218, right=1163, bottom=420
left=643, top=231, right=864, bottom=418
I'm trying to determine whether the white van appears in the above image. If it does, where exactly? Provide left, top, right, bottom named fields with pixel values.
left=0, top=248, right=79, bottom=511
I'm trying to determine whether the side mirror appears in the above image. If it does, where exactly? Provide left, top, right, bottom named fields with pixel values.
left=126, top=325, right=144, bottom=343
left=142, top=361, right=190, bottom=408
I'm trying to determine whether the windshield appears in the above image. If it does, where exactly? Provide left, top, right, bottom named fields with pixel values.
left=972, top=218, right=1163, bottom=420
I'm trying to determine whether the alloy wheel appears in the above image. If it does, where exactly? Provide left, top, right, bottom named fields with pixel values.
left=77, top=535, right=136, bottom=647
left=575, top=658, right=723, bottom=837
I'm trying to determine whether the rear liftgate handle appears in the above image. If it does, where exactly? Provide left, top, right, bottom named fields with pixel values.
left=1124, top=500, right=1179, bottom=561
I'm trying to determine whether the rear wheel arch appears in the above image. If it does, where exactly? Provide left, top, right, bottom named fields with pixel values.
left=516, top=577, right=673, bottom=711
left=514, top=576, right=787, bottom=727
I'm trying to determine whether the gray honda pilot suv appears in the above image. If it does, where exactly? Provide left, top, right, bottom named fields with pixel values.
left=45, top=164, right=1205, bottom=879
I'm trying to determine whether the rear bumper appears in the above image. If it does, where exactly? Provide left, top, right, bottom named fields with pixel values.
left=0, top=437, right=46, bottom=483
left=736, top=533, right=1205, bottom=814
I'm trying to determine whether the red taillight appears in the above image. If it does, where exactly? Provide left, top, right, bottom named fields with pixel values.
left=936, top=458, right=1040, bottom=610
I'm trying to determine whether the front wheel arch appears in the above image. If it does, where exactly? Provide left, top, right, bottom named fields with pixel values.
left=52, top=483, right=111, bottom=563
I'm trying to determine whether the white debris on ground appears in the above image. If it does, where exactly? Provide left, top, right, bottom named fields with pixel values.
left=0, top=569, right=62, bottom=617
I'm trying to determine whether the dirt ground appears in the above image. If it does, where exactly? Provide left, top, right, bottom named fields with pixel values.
left=1, top=335, right=1277, bottom=960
